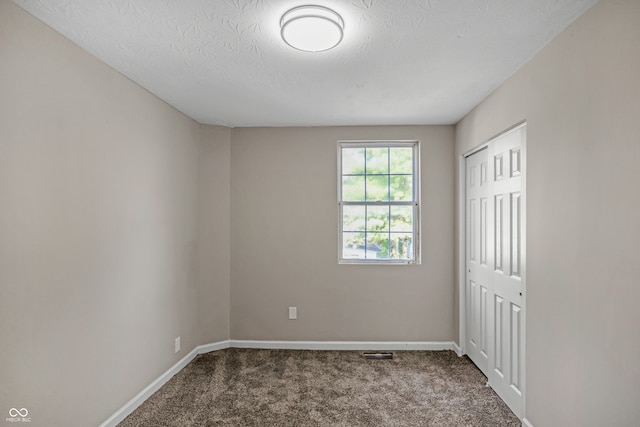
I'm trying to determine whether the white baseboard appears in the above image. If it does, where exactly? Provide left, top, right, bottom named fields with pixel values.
left=228, top=340, right=457, bottom=351
left=99, top=340, right=231, bottom=427
left=452, top=342, right=463, bottom=356
left=100, top=339, right=457, bottom=426
left=522, top=418, right=534, bottom=427
left=197, top=339, right=231, bottom=354
left=99, top=347, right=199, bottom=427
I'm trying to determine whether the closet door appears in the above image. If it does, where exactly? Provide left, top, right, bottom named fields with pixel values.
left=487, top=126, right=525, bottom=418
left=465, top=147, right=490, bottom=376
left=465, top=124, right=526, bottom=419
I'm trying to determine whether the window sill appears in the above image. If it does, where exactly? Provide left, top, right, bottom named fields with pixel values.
left=338, top=260, right=420, bottom=265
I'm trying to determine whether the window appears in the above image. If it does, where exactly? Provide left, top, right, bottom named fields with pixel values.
left=338, top=141, right=420, bottom=264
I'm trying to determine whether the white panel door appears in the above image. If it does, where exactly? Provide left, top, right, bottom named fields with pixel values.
left=487, top=126, right=525, bottom=418
left=465, top=147, right=490, bottom=376
left=465, top=125, right=525, bottom=419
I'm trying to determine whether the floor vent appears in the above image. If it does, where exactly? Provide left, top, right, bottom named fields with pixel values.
left=363, top=352, right=394, bottom=360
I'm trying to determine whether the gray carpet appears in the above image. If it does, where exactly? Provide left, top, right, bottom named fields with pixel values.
left=119, top=349, right=520, bottom=426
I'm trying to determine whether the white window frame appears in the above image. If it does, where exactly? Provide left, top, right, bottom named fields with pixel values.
left=337, top=140, right=421, bottom=265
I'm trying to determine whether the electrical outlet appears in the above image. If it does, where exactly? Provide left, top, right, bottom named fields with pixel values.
left=175, top=337, right=181, bottom=354
left=288, top=307, right=297, bottom=320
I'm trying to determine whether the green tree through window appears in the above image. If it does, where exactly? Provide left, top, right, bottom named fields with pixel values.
left=339, top=141, right=419, bottom=263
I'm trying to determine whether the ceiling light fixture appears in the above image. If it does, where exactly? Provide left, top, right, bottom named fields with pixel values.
left=280, top=5, right=344, bottom=52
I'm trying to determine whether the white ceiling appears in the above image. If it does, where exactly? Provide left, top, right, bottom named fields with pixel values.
left=13, top=0, right=598, bottom=127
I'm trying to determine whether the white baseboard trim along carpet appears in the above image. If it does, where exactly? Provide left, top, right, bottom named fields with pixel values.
left=100, top=340, right=458, bottom=427
left=230, top=340, right=458, bottom=351
left=452, top=342, right=463, bottom=356
left=522, top=417, right=534, bottom=427
left=99, top=340, right=230, bottom=427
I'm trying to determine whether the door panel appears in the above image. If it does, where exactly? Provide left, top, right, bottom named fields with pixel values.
left=465, top=148, right=490, bottom=376
left=465, top=125, right=525, bottom=419
left=488, top=126, right=525, bottom=418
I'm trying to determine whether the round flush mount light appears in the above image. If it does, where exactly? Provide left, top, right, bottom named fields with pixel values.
left=280, top=5, right=344, bottom=52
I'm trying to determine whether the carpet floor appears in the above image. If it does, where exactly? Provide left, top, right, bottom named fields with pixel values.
left=119, top=349, right=520, bottom=426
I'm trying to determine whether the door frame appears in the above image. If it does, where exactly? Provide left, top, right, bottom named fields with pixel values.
left=457, top=121, right=527, bottom=419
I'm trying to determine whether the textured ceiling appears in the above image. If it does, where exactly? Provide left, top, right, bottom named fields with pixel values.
left=13, top=0, right=598, bottom=127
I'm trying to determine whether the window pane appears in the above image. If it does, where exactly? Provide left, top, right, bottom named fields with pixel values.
left=342, top=147, right=365, bottom=175
left=365, top=147, right=389, bottom=174
left=342, top=176, right=365, bottom=201
left=390, top=206, right=413, bottom=232
left=339, top=141, right=419, bottom=263
left=367, top=232, right=390, bottom=259
left=366, top=205, right=389, bottom=232
left=366, top=175, right=389, bottom=201
left=389, top=147, right=413, bottom=174
left=390, top=233, right=413, bottom=260
left=390, top=175, right=412, bottom=201
left=343, top=232, right=366, bottom=259
left=342, top=205, right=365, bottom=231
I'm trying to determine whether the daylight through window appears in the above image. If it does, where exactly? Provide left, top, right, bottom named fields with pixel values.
left=338, top=141, right=420, bottom=264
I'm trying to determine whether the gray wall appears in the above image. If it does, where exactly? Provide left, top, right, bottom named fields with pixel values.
left=197, top=125, right=232, bottom=344
left=0, top=2, right=229, bottom=426
left=230, top=126, right=455, bottom=341
left=455, top=0, right=640, bottom=425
